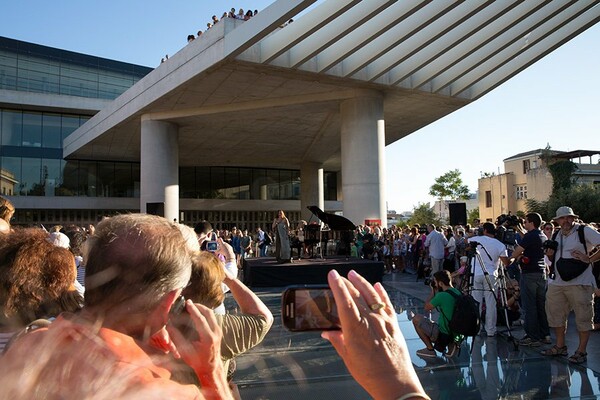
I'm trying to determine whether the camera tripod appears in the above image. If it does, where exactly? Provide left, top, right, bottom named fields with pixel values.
left=466, top=242, right=518, bottom=350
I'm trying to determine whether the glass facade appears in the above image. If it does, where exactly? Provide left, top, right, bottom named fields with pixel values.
left=0, top=36, right=152, bottom=99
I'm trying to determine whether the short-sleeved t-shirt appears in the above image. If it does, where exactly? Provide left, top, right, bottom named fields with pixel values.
left=519, top=228, right=546, bottom=272
left=550, top=224, right=600, bottom=287
left=430, top=287, right=461, bottom=335
left=467, top=235, right=508, bottom=277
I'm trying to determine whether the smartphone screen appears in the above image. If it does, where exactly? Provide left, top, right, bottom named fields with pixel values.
left=281, top=286, right=340, bottom=331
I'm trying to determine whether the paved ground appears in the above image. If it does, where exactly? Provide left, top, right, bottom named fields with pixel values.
left=231, top=271, right=600, bottom=399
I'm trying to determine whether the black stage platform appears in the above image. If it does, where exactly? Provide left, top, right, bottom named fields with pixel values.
left=242, top=256, right=384, bottom=287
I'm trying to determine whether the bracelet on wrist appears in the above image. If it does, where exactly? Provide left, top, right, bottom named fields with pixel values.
left=396, top=392, right=431, bottom=400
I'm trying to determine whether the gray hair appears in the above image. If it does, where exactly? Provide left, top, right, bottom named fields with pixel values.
left=84, top=214, right=191, bottom=312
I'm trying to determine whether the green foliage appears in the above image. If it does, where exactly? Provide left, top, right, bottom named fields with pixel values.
left=429, top=169, right=470, bottom=200
left=548, top=160, right=578, bottom=194
left=526, top=184, right=600, bottom=223
left=467, top=207, right=479, bottom=225
left=546, top=183, right=600, bottom=223
left=407, top=203, right=442, bottom=227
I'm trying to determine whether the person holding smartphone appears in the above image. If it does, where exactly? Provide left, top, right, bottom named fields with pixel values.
left=321, top=269, right=430, bottom=400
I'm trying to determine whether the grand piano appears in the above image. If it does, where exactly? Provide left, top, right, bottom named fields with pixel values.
left=306, top=206, right=356, bottom=258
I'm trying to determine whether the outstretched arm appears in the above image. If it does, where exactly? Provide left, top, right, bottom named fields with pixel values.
left=322, top=270, right=429, bottom=400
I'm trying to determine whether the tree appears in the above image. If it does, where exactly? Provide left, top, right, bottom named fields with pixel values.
left=429, top=169, right=470, bottom=200
left=526, top=184, right=600, bottom=223
left=407, top=203, right=441, bottom=227
left=467, top=207, right=479, bottom=225
left=429, top=169, right=470, bottom=222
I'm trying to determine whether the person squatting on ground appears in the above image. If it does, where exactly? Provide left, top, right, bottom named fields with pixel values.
left=541, top=206, right=600, bottom=364
left=412, top=270, right=461, bottom=358
left=467, top=222, right=510, bottom=337
left=510, top=212, right=550, bottom=346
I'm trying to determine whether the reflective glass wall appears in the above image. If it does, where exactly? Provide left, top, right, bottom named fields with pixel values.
left=0, top=36, right=152, bottom=99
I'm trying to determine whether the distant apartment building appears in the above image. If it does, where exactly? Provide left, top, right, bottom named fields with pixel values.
left=478, top=149, right=600, bottom=222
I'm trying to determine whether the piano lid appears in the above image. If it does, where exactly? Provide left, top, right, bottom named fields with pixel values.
left=307, top=206, right=356, bottom=231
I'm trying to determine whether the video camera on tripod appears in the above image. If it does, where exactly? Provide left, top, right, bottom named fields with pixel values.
left=495, top=213, right=521, bottom=246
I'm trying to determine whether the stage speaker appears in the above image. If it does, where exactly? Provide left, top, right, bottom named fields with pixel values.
left=146, top=202, right=164, bottom=217
left=448, top=203, right=467, bottom=226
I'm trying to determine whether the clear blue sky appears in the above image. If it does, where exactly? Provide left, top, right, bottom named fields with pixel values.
left=3, top=1, right=599, bottom=212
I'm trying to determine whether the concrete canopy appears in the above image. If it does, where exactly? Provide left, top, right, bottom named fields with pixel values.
left=64, top=0, right=600, bottom=169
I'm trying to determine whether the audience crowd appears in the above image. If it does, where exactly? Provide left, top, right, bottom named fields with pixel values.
left=0, top=196, right=430, bottom=400
left=1, top=191, right=599, bottom=398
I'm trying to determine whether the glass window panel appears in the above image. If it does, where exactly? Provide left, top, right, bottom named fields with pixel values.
left=324, top=172, right=338, bottom=201
left=0, top=50, right=17, bottom=89
left=42, top=158, right=62, bottom=196
left=0, top=156, right=20, bottom=196
left=251, top=169, right=266, bottom=200
left=279, top=170, right=293, bottom=200
left=21, top=158, right=42, bottom=195
left=60, top=160, right=78, bottom=196
left=42, top=114, right=62, bottom=148
left=266, top=170, right=279, bottom=200
left=79, top=161, right=97, bottom=196
left=211, top=167, right=225, bottom=199
left=97, top=162, right=114, bottom=197
left=22, top=112, right=42, bottom=147
left=239, top=169, right=252, bottom=200
left=224, top=167, right=239, bottom=200
left=60, top=76, right=98, bottom=97
left=113, top=163, right=131, bottom=197
left=196, top=168, right=211, bottom=199
left=132, top=163, right=140, bottom=198
left=61, top=115, right=80, bottom=141
left=1, top=110, right=22, bottom=146
left=180, top=167, right=196, bottom=198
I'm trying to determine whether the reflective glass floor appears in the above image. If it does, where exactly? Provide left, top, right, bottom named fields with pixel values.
left=232, top=272, right=600, bottom=399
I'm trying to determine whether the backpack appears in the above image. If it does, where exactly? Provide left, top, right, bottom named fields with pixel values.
left=441, top=289, right=481, bottom=337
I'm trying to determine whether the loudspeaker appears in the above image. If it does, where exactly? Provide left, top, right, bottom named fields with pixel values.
left=448, top=203, right=467, bottom=226
left=146, top=202, right=165, bottom=217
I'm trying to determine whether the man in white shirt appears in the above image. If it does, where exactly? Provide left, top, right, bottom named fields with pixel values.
left=424, top=224, right=448, bottom=276
left=542, top=206, right=600, bottom=364
left=468, top=222, right=509, bottom=337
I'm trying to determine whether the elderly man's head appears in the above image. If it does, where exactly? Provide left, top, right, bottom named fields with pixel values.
left=84, top=214, right=192, bottom=314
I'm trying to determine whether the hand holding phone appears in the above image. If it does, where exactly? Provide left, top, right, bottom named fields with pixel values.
left=281, top=285, right=340, bottom=331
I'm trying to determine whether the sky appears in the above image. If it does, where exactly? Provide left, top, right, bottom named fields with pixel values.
left=2, top=1, right=599, bottom=213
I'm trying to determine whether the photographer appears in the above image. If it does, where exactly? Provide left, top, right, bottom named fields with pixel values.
left=467, top=223, right=510, bottom=337
left=510, top=213, right=550, bottom=346
left=412, top=270, right=461, bottom=358
left=542, top=206, right=600, bottom=364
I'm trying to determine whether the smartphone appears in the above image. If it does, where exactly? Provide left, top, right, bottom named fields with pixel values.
left=169, top=295, right=198, bottom=340
left=281, top=285, right=340, bottom=332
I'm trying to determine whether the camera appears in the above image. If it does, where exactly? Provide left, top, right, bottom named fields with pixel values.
left=543, top=239, right=558, bottom=252
left=496, top=213, right=520, bottom=228
left=205, top=241, right=219, bottom=252
left=418, top=226, right=427, bottom=234
left=495, top=225, right=517, bottom=246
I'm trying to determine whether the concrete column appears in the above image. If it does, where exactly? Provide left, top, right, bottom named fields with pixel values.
left=340, top=93, right=387, bottom=227
left=300, top=161, right=324, bottom=222
left=141, top=119, right=179, bottom=222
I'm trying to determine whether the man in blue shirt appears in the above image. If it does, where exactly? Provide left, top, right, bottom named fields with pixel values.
left=511, top=212, right=550, bottom=346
